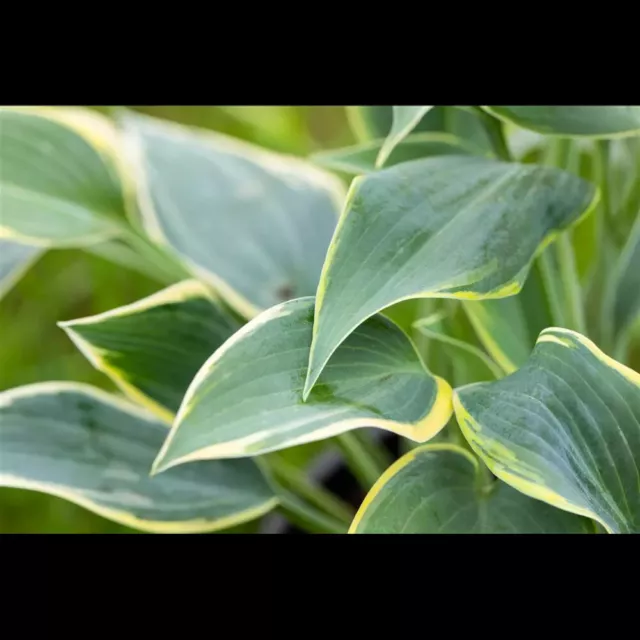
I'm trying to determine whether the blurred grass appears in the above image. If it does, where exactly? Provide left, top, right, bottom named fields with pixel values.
left=0, top=106, right=351, bottom=533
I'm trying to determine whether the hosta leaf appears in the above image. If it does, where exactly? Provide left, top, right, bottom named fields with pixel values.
left=120, top=112, right=345, bottom=318
left=484, top=106, right=640, bottom=138
left=376, top=106, right=434, bottom=168
left=311, top=132, right=480, bottom=176
left=0, top=107, right=125, bottom=247
left=59, top=280, right=242, bottom=421
left=304, top=155, right=599, bottom=398
left=0, top=383, right=277, bottom=533
left=0, top=239, right=43, bottom=300
left=152, top=297, right=452, bottom=474
left=454, top=327, right=640, bottom=533
left=350, top=444, right=592, bottom=533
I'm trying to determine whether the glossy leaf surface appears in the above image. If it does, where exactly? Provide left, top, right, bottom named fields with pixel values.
left=304, top=155, right=598, bottom=397
left=59, top=280, right=242, bottom=420
left=0, top=383, right=277, bottom=533
left=152, top=297, right=452, bottom=473
left=350, top=444, right=592, bottom=533
left=455, top=328, right=640, bottom=533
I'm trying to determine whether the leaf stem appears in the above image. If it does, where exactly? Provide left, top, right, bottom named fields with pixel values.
left=594, top=140, right=626, bottom=246
left=538, top=250, right=567, bottom=327
left=334, top=431, right=390, bottom=490
left=555, top=234, right=586, bottom=333
left=536, top=138, right=586, bottom=331
left=100, top=220, right=192, bottom=285
left=276, top=492, right=348, bottom=534
left=553, top=140, right=586, bottom=334
left=265, top=456, right=355, bottom=525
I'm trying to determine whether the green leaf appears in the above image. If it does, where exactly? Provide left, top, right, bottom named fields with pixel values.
left=311, top=132, right=480, bottom=176
left=376, top=106, right=434, bottom=167
left=349, top=443, right=592, bottom=533
left=484, top=106, right=640, bottom=138
left=454, top=327, right=640, bottom=533
left=152, top=297, right=452, bottom=474
left=120, top=112, right=345, bottom=318
left=0, top=383, right=277, bottom=533
left=0, top=107, right=126, bottom=247
left=59, top=280, right=242, bottom=421
left=304, top=155, right=599, bottom=398
left=0, top=239, right=43, bottom=300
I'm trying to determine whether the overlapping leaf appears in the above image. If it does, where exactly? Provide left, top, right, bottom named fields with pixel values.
left=0, top=239, right=43, bottom=300
left=59, top=280, right=242, bottom=420
left=0, top=383, right=277, bottom=533
left=304, top=154, right=598, bottom=398
left=350, top=444, right=593, bottom=533
left=346, top=106, right=493, bottom=154
left=454, top=328, right=640, bottom=533
left=0, top=107, right=126, bottom=246
left=376, top=106, right=434, bottom=167
left=311, top=132, right=480, bottom=176
left=120, top=112, right=345, bottom=318
left=152, top=297, right=452, bottom=474
left=484, top=106, right=640, bottom=138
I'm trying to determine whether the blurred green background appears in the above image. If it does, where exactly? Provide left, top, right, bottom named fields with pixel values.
left=0, top=106, right=353, bottom=533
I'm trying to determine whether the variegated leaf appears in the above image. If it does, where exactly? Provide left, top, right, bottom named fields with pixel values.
left=59, top=280, right=242, bottom=421
left=120, top=112, right=345, bottom=318
left=152, top=297, right=452, bottom=473
left=454, top=328, right=640, bottom=534
left=304, top=154, right=598, bottom=398
left=0, top=107, right=126, bottom=246
left=350, top=444, right=592, bottom=533
left=0, top=383, right=277, bottom=533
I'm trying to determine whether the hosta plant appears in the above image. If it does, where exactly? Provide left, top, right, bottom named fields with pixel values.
left=1, top=105, right=639, bottom=534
